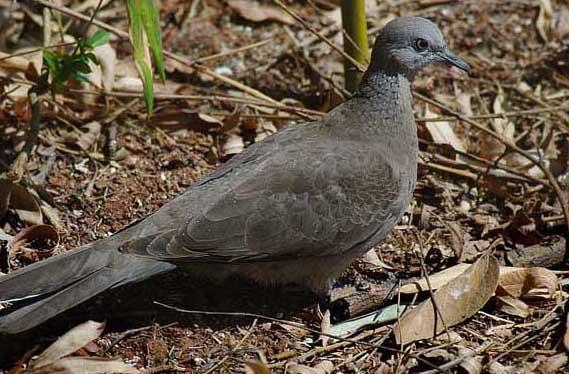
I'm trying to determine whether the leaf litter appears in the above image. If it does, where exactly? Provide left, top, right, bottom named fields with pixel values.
left=1, top=0, right=569, bottom=373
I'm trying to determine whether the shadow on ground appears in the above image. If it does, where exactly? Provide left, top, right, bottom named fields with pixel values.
left=0, top=269, right=318, bottom=367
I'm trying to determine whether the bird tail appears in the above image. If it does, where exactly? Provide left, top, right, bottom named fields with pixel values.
left=0, top=235, right=174, bottom=334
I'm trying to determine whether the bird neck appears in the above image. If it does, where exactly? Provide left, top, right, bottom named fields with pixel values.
left=348, top=70, right=417, bottom=140
left=355, top=70, right=411, bottom=100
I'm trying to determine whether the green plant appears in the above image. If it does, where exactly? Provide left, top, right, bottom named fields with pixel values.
left=42, top=30, right=110, bottom=93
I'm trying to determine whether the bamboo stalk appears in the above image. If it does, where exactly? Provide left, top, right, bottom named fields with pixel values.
left=341, top=0, right=369, bottom=92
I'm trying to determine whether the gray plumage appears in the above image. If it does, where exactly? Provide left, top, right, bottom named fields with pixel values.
left=0, top=17, right=468, bottom=334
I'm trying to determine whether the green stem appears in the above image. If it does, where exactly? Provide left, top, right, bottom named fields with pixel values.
left=341, top=0, right=369, bottom=93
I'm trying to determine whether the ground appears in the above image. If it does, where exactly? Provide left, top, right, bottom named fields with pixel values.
left=0, top=0, right=568, bottom=373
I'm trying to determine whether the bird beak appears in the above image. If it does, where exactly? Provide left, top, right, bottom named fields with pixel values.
left=438, top=50, right=470, bottom=73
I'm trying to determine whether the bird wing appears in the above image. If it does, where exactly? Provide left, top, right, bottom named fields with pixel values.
left=124, top=121, right=407, bottom=263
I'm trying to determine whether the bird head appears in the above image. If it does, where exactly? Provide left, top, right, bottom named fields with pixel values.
left=366, top=17, right=469, bottom=81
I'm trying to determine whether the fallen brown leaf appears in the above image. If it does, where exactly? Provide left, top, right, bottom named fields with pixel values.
left=9, top=224, right=59, bottom=261
left=498, top=267, right=558, bottom=299
left=287, top=360, right=334, bottom=374
left=495, top=295, right=529, bottom=318
left=399, top=263, right=471, bottom=294
left=26, top=320, right=138, bottom=374
left=0, top=181, right=43, bottom=226
left=393, top=254, right=500, bottom=345
left=244, top=360, right=273, bottom=374
left=424, top=104, right=466, bottom=154
left=76, top=121, right=102, bottom=151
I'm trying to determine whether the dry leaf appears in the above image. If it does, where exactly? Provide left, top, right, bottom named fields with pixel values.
left=495, top=295, right=529, bottom=318
left=222, top=134, right=245, bottom=157
left=6, top=182, right=43, bottom=226
left=320, top=309, right=332, bottom=347
left=244, top=360, right=273, bottom=374
left=32, top=321, right=105, bottom=368
left=114, top=76, right=144, bottom=92
left=287, top=361, right=334, bottom=374
left=362, top=248, right=382, bottom=266
left=393, top=254, right=499, bottom=345
left=227, top=0, right=294, bottom=25
left=498, top=267, right=557, bottom=299
left=219, top=107, right=243, bottom=133
left=95, top=43, right=117, bottom=93
left=538, top=353, right=568, bottom=374
left=399, top=263, right=471, bottom=294
left=456, top=92, right=473, bottom=116
left=552, top=9, right=569, bottom=40
left=458, top=348, right=482, bottom=374
left=491, top=88, right=515, bottom=142
left=28, top=320, right=138, bottom=374
left=536, top=0, right=553, bottom=42
left=77, top=121, right=102, bottom=151
left=9, top=224, right=59, bottom=260
left=424, top=104, right=466, bottom=153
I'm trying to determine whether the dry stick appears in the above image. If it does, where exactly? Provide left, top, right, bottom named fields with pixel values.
left=273, top=0, right=366, bottom=73
left=419, top=141, right=546, bottom=185
left=415, top=104, right=569, bottom=123
left=69, top=89, right=325, bottom=117
left=415, top=93, right=569, bottom=236
left=192, top=39, right=272, bottom=64
left=74, top=86, right=569, bottom=125
left=0, top=42, right=77, bottom=64
left=418, top=158, right=478, bottom=181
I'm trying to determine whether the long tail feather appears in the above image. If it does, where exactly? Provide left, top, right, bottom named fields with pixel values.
left=0, top=236, right=174, bottom=334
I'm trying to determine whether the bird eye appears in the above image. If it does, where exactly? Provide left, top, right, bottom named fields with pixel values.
left=415, top=38, right=429, bottom=51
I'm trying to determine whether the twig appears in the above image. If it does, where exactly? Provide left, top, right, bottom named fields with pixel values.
left=69, top=89, right=324, bottom=118
left=419, top=142, right=545, bottom=185
left=141, top=364, right=185, bottom=374
left=418, top=158, right=478, bottom=181
left=0, top=42, right=76, bottom=63
left=415, top=104, right=569, bottom=123
left=193, top=39, right=272, bottom=64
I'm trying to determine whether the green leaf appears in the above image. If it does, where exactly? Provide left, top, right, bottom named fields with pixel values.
left=43, top=50, right=60, bottom=76
left=126, top=0, right=156, bottom=113
left=139, top=0, right=165, bottom=82
left=86, top=30, right=110, bottom=49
